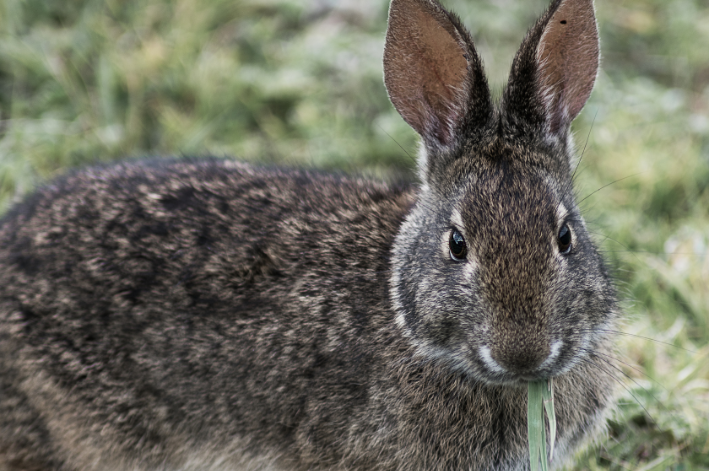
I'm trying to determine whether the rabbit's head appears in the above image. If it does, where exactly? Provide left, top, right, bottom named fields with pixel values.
left=386, top=0, right=616, bottom=385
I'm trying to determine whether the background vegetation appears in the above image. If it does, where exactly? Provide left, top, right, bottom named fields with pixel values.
left=1, top=0, right=708, bottom=468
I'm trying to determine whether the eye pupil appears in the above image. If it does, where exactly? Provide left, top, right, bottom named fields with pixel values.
left=449, top=229, right=467, bottom=261
left=558, top=224, right=572, bottom=253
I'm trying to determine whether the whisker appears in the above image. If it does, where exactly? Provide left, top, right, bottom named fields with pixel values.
left=375, top=123, right=416, bottom=167
left=581, top=354, right=656, bottom=424
left=571, top=110, right=596, bottom=185
left=590, top=349, right=669, bottom=393
left=577, top=172, right=644, bottom=206
left=583, top=230, right=653, bottom=267
left=577, top=328, right=696, bottom=354
left=582, top=348, right=665, bottom=407
left=598, top=250, right=699, bottom=256
left=555, top=114, right=595, bottom=218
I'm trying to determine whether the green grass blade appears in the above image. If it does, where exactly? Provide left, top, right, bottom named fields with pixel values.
left=543, top=377, right=556, bottom=461
left=530, top=379, right=555, bottom=471
left=541, top=408, right=548, bottom=471
left=528, top=381, right=544, bottom=471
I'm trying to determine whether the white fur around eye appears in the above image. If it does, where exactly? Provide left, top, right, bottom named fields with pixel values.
left=450, top=208, right=464, bottom=229
left=556, top=202, right=568, bottom=222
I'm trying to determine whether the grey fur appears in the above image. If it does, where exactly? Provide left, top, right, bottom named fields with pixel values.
left=0, top=0, right=617, bottom=470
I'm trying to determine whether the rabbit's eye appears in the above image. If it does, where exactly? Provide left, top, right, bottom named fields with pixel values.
left=558, top=223, right=572, bottom=254
left=449, top=229, right=467, bottom=261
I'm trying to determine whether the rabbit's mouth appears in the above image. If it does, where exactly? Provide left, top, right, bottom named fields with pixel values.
left=474, top=340, right=574, bottom=385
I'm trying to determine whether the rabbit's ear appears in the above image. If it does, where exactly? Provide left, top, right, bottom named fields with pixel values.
left=504, top=0, right=599, bottom=136
left=384, top=0, right=490, bottom=150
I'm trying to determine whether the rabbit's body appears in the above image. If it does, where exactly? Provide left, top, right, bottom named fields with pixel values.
left=1, top=0, right=619, bottom=470
left=0, top=159, right=612, bottom=470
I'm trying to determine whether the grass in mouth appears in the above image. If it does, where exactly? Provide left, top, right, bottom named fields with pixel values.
left=528, top=378, right=556, bottom=471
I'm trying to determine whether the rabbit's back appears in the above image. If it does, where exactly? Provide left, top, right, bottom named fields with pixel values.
left=0, top=158, right=414, bottom=470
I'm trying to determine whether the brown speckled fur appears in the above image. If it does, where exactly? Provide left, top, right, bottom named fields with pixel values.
left=0, top=0, right=616, bottom=470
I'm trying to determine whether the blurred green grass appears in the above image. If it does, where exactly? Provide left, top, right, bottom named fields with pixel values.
left=1, top=0, right=708, bottom=469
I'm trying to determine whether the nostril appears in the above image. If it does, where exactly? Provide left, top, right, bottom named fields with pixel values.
left=494, top=350, right=545, bottom=373
left=489, top=339, right=552, bottom=375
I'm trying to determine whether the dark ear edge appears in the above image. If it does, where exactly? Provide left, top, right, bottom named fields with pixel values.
left=503, top=0, right=600, bottom=136
left=383, top=0, right=491, bottom=150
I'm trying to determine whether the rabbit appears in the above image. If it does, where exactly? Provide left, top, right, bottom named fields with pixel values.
left=0, top=0, right=618, bottom=469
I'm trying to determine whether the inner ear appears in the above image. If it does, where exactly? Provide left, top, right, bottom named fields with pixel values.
left=503, top=0, right=600, bottom=136
left=536, top=0, right=599, bottom=133
left=383, top=0, right=480, bottom=148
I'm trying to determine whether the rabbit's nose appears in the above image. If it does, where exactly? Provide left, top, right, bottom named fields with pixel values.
left=487, top=325, right=553, bottom=375
left=492, top=344, right=550, bottom=374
